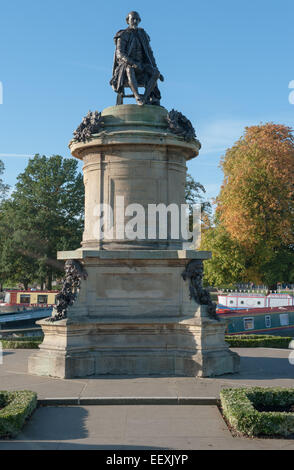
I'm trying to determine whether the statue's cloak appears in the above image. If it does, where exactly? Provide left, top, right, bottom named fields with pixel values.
left=110, top=27, right=158, bottom=94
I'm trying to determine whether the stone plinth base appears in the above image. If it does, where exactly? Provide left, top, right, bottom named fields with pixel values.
left=28, top=318, right=239, bottom=378
left=28, top=249, right=240, bottom=378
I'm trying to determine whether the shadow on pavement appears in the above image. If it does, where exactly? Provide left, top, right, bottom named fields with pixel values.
left=0, top=441, right=166, bottom=450
left=17, top=406, right=89, bottom=441
left=2, top=351, right=15, bottom=357
left=218, top=355, right=293, bottom=380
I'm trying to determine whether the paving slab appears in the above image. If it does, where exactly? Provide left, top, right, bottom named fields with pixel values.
left=81, top=379, right=179, bottom=398
left=0, top=441, right=61, bottom=450
left=0, top=348, right=293, bottom=400
left=1, top=405, right=294, bottom=450
left=124, top=405, right=230, bottom=439
left=0, top=347, right=293, bottom=450
left=1, top=350, right=29, bottom=373
left=7, top=380, right=88, bottom=397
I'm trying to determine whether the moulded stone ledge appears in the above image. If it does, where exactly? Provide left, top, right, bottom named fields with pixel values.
left=57, top=248, right=212, bottom=261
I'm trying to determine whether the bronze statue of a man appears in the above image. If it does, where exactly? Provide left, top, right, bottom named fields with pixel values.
left=110, top=11, right=164, bottom=106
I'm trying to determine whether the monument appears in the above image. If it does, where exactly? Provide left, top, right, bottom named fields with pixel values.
left=28, top=12, right=239, bottom=378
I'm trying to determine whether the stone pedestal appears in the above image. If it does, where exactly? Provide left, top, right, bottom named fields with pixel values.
left=28, top=104, right=239, bottom=378
left=28, top=250, right=239, bottom=378
left=71, top=104, right=200, bottom=250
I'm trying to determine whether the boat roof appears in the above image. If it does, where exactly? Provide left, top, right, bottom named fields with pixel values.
left=5, top=290, right=59, bottom=293
left=218, top=305, right=294, bottom=317
left=219, top=293, right=293, bottom=298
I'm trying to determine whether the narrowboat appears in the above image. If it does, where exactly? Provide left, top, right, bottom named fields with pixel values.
left=218, top=292, right=294, bottom=310
left=0, top=289, right=56, bottom=333
left=0, top=290, right=58, bottom=314
left=218, top=306, right=294, bottom=336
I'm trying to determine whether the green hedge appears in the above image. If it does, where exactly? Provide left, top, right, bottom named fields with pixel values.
left=0, top=391, right=37, bottom=438
left=220, top=387, right=294, bottom=437
left=225, top=334, right=292, bottom=349
left=2, top=334, right=292, bottom=349
left=0, top=337, right=43, bottom=349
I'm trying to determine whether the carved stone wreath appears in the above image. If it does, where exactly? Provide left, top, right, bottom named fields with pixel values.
left=47, top=259, right=88, bottom=322
left=73, top=110, right=103, bottom=142
left=182, top=259, right=219, bottom=321
left=167, top=109, right=197, bottom=142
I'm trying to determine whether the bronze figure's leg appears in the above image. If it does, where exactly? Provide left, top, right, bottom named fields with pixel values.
left=143, top=68, right=161, bottom=105
left=126, top=66, right=144, bottom=105
left=116, top=92, right=123, bottom=105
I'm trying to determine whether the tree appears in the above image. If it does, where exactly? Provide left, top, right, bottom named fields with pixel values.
left=217, top=123, right=294, bottom=250
left=200, top=223, right=247, bottom=287
left=0, top=160, right=9, bottom=202
left=258, top=245, right=294, bottom=288
left=201, top=222, right=294, bottom=288
left=185, top=173, right=211, bottom=212
left=0, top=160, right=10, bottom=289
left=201, top=123, right=294, bottom=288
left=0, top=229, right=38, bottom=290
left=0, top=154, right=84, bottom=289
left=185, top=173, right=212, bottom=232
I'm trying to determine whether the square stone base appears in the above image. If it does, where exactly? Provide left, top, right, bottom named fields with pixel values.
left=28, top=250, right=240, bottom=378
left=28, top=318, right=239, bottom=378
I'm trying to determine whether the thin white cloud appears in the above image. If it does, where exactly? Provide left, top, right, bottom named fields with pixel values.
left=198, top=119, right=252, bottom=155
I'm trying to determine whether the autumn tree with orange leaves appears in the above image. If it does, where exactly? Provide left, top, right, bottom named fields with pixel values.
left=201, top=123, right=294, bottom=288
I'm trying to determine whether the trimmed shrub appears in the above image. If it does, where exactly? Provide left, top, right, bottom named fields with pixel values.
left=225, top=334, right=292, bottom=349
left=0, top=391, right=37, bottom=438
left=220, top=387, right=294, bottom=437
left=1, top=337, right=43, bottom=349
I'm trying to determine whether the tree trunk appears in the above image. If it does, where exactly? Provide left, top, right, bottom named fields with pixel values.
left=46, top=271, right=52, bottom=290
left=269, top=282, right=277, bottom=291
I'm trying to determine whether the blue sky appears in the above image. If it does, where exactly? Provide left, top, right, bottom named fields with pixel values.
left=0, top=0, right=293, bottom=203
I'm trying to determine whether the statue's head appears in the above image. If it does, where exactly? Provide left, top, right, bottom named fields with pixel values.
left=126, top=11, right=141, bottom=29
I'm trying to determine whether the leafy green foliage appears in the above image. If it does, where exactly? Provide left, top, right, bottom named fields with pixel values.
left=0, top=160, right=9, bottom=202
left=185, top=173, right=211, bottom=215
left=200, top=223, right=247, bottom=286
left=220, top=387, right=294, bottom=437
left=1, top=336, right=43, bottom=349
left=0, top=391, right=37, bottom=437
left=225, top=334, right=292, bottom=349
left=0, top=154, right=84, bottom=289
left=185, top=173, right=212, bottom=236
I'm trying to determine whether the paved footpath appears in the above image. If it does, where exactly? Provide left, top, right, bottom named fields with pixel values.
left=0, top=348, right=293, bottom=450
